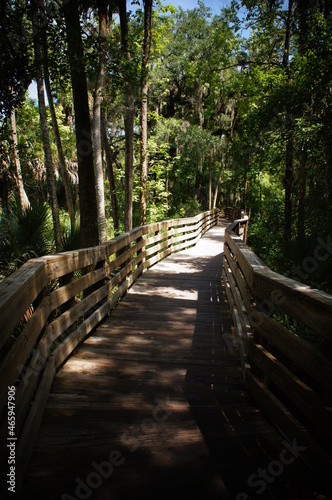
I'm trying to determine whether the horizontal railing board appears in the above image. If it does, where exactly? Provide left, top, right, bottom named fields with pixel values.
left=248, top=341, right=332, bottom=439
left=224, top=213, right=332, bottom=486
left=0, top=303, right=51, bottom=412
left=225, top=228, right=267, bottom=289
left=53, top=300, right=112, bottom=370
left=13, top=355, right=56, bottom=497
left=252, top=267, right=332, bottom=338
left=222, top=254, right=250, bottom=339
left=226, top=219, right=332, bottom=338
left=0, top=259, right=48, bottom=348
left=253, top=312, right=332, bottom=392
left=224, top=243, right=252, bottom=313
left=245, top=370, right=332, bottom=485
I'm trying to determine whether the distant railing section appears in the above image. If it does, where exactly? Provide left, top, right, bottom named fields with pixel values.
left=223, top=214, right=332, bottom=487
left=0, top=209, right=219, bottom=494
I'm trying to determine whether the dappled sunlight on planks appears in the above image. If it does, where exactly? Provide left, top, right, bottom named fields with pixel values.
left=20, top=220, right=330, bottom=500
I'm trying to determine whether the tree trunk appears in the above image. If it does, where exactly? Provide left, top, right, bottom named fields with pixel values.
left=42, top=30, right=75, bottom=231
left=284, top=136, right=293, bottom=243
left=62, top=0, right=99, bottom=248
left=101, top=110, right=119, bottom=233
left=124, top=103, right=135, bottom=232
left=118, top=0, right=135, bottom=232
left=297, top=152, right=306, bottom=246
left=283, top=0, right=294, bottom=246
left=9, top=102, right=30, bottom=213
left=139, top=0, right=153, bottom=226
left=243, top=174, right=248, bottom=212
left=208, top=162, right=212, bottom=210
left=212, top=157, right=224, bottom=209
left=92, top=0, right=108, bottom=243
left=31, top=0, right=62, bottom=252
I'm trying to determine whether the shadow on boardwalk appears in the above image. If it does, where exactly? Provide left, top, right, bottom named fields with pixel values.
left=186, top=224, right=329, bottom=500
left=20, top=222, right=328, bottom=500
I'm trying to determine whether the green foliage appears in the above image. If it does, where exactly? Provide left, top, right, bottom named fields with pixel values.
left=2, top=0, right=331, bottom=295
left=0, top=201, right=54, bottom=280
left=226, top=1, right=332, bottom=292
left=60, top=211, right=81, bottom=251
left=0, top=0, right=33, bottom=119
left=273, top=311, right=325, bottom=348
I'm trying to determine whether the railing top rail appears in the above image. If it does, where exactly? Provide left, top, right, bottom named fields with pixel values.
left=223, top=211, right=332, bottom=490
left=225, top=217, right=332, bottom=338
left=0, top=210, right=218, bottom=344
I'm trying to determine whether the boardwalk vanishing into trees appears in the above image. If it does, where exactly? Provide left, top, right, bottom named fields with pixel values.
left=1, top=212, right=331, bottom=499
left=2, top=1, right=332, bottom=497
left=15, top=221, right=330, bottom=500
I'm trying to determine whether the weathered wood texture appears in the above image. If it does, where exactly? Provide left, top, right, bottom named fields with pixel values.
left=223, top=215, right=332, bottom=489
left=0, top=211, right=218, bottom=496
left=15, top=222, right=328, bottom=500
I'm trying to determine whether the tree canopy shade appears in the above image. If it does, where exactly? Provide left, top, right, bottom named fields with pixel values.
left=0, top=0, right=331, bottom=291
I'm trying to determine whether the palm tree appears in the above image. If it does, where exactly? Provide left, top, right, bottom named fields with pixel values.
left=0, top=201, right=53, bottom=280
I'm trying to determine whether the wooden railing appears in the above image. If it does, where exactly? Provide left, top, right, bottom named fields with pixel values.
left=0, top=209, right=219, bottom=494
left=223, top=215, right=332, bottom=487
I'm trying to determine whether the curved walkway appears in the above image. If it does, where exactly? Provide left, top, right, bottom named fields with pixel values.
left=21, top=221, right=327, bottom=500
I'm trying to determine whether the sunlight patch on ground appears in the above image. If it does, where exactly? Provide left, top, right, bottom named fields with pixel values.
left=133, top=285, right=198, bottom=301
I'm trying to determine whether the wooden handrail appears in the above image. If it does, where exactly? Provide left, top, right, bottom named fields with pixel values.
left=223, top=215, right=332, bottom=487
left=0, top=210, right=219, bottom=494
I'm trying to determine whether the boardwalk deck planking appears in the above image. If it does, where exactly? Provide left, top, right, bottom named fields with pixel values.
left=20, top=223, right=328, bottom=500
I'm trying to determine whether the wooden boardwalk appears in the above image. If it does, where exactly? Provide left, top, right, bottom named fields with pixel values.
left=21, top=222, right=328, bottom=500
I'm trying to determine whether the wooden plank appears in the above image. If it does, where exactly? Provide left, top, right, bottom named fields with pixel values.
left=0, top=259, right=47, bottom=349
left=224, top=243, right=252, bottom=313
left=0, top=302, right=50, bottom=412
left=245, top=370, right=332, bottom=486
left=14, top=355, right=56, bottom=499
left=53, top=302, right=110, bottom=369
left=45, top=246, right=108, bottom=280
left=223, top=256, right=251, bottom=336
left=253, top=312, right=332, bottom=392
left=222, top=255, right=251, bottom=340
left=109, top=252, right=143, bottom=289
left=45, top=283, right=110, bottom=346
left=107, top=237, right=145, bottom=272
left=172, top=233, right=200, bottom=253
left=252, top=267, right=332, bottom=338
left=171, top=226, right=199, bottom=242
left=144, top=231, right=169, bottom=246
left=144, top=239, right=170, bottom=260
left=225, top=228, right=267, bottom=289
left=222, top=265, right=249, bottom=379
left=103, top=226, right=146, bottom=257
left=46, top=227, right=146, bottom=281
left=226, top=220, right=332, bottom=338
left=45, top=264, right=108, bottom=313
left=247, top=341, right=332, bottom=439
left=15, top=335, right=50, bottom=438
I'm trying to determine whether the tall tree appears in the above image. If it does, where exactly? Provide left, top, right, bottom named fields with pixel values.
left=31, top=0, right=62, bottom=252
left=42, top=13, right=75, bottom=231
left=62, top=0, right=99, bottom=248
left=92, top=0, right=108, bottom=243
left=101, top=109, right=119, bottom=233
left=283, top=0, right=294, bottom=245
left=9, top=102, right=30, bottom=213
left=118, top=0, right=135, bottom=232
left=139, top=0, right=153, bottom=226
left=1, top=0, right=31, bottom=212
